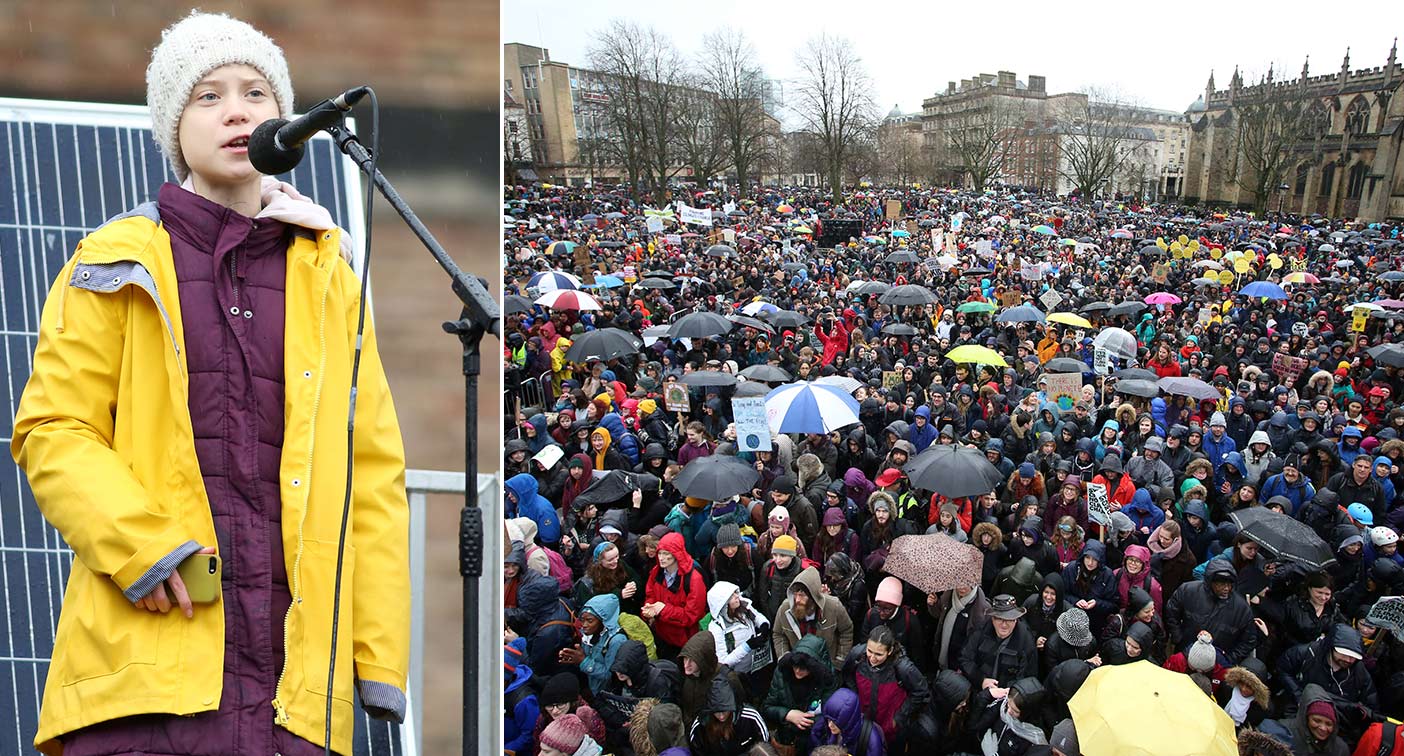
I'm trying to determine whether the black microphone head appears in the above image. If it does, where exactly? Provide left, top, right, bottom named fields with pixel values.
left=248, top=118, right=305, bottom=176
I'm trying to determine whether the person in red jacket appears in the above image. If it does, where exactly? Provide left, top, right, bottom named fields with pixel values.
left=643, top=532, right=709, bottom=662
left=814, top=310, right=851, bottom=366
left=1148, top=343, right=1183, bottom=379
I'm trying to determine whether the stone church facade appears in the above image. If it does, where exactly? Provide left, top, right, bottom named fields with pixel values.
left=1183, top=43, right=1404, bottom=221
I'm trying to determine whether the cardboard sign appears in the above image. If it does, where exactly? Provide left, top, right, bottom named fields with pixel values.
left=1039, top=289, right=1064, bottom=311
left=573, top=245, right=593, bottom=270
left=1093, top=346, right=1111, bottom=375
left=722, top=228, right=736, bottom=244
left=646, top=215, right=665, bottom=234
left=885, top=199, right=902, bottom=220
left=732, top=397, right=772, bottom=452
left=975, top=240, right=994, bottom=258
left=1151, top=264, right=1169, bottom=284
left=1044, top=372, right=1082, bottom=410
left=931, top=229, right=944, bottom=252
left=1000, top=290, right=1023, bottom=307
left=906, top=220, right=918, bottom=237
left=1197, top=308, right=1214, bottom=325
left=663, top=383, right=691, bottom=412
left=1087, top=482, right=1111, bottom=526
left=882, top=370, right=902, bottom=389
left=665, top=233, right=682, bottom=247
left=1271, top=352, right=1309, bottom=385
left=1353, top=310, right=1369, bottom=333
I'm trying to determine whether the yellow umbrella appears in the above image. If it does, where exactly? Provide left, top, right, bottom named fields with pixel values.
left=944, top=344, right=1008, bottom=367
left=1070, top=660, right=1237, bottom=756
left=1047, top=312, right=1093, bottom=329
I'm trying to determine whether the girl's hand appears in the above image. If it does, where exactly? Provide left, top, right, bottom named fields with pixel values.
left=622, top=581, right=637, bottom=599
left=135, top=546, right=216, bottom=619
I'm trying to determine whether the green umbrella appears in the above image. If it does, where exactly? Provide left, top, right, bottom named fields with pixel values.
left=956, top=301, right=996, bottom=314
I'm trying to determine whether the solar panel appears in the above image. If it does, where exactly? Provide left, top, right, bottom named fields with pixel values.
left=0, top=98, right=404, bottom=756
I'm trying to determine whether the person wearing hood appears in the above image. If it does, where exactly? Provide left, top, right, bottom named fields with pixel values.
left=763, top=634, right=839, bottom=750
left=1276, top=624, right=1378, bottom=725
left=840, top=427, right=882, bottom=481
left=1337, top=425, right=1366, bottom=469
left=1260, top=684, right=1351, bottom=756
left=1125, top=436, right=1175, bottom=497
left=773, top=565, right=855, bottom=670
left=1177, top=499, right=1220, bottom=564
left=1091, top=419, right=1120, bottom=463
left=687, top=675, right=769, bottom=755
left=1113, top=543, right=1163, bottom=618
left=643, top=532, right=710, bottom=662
left=809, top=687, right=886, bottom=756
left=596, top=639, right=682, bottom=748
left=843, top=624, right=938, bottom=754
left=813, top=505, right=861, bottom=568
left=678, top=629, right=747, bottom=726
left=1090, top=454, right=1137, bottom=515
left=505, top=517, right=551, bottom=579
left=1121, top=486, right=1165, bottom=538
left=910, top=405, right=939, bottom=453
left=1008, top=517, right=1061, bottom=579
left=1203, top=412, right=1239, bottom=489
left=589, top=425, right=630, bottom=471
left=1164, top=557, right=1258, bottom=665
left=1162, top=424, right=1194, bottom=474
left=506, top=472, right=562, bottom=547
left=1225, top=396, right=1257, bottom=452
left=972, top=520, right=1007, bottom=592
left=636, top=440, right=671, bottom=478
left=504, top=639, right=539, bottom=756
left=1242, top=429, right=1279, bottom=486
left=969, top=676, right=1049, bottom=756
left=1211, top=657, right=1272, bottom=732
left=1043, top=475, right=1089, bottom=540
left=505, top=541, right=576, bottom=677
left=1100, top=619, right=1159, bottom=667
left=1070, top=437, right=1099, bottom=482
left=506, top=437, right=533, bottom=479
left=534, top=674, right=607, bottom=756
left=565, top=593, right=631, bottom=696
left=705, top=581, right=772, bottom=680
left=1059, top=540, right=1119, bottom=634
left=630, top=701, right=691, bottom=756
left=1021, top=572, right=1069, bottom=649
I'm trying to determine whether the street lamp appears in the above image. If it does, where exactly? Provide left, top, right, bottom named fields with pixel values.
left=1277, top=183, right=1290, bottom=215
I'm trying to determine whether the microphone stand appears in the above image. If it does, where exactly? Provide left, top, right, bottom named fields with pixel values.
left=325, top=121, right=500, bottom=756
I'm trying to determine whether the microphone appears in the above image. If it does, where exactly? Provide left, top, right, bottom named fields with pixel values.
left=249, top=86, right=370, bottom=175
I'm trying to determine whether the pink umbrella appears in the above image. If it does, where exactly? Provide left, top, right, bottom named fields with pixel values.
left=1144, top=292, right=1182, bottom=305
left=1375, top=299, right=1404, bottom=309
left=1110, top=229, right=1134, bottom=239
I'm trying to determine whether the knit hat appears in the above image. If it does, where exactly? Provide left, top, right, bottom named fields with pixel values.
left=768, top=505, right=791, bottom=526
left=540, top=713, right=589, bottom=754
left=638, top=398, right=657, bottom=416
left=1186, top=635, right=1217, bottom=672
left=1306, top=700, right=1337, bottom=723
left=875, top=576, right=904, bottom=606
left=1126, top=587, right=1153, bottom=616
left=146, top=11, right=295, bottom=182
left=1056, top=607, right=1093, bottom=647
left=1050, top=718, right=1080, bottom=756
left=541, top=672, right=580, bottom=707
left=772, top=535, right=798, bottom=557
left=716, top=523, right=743, bottom=549
left=1209, top=412, right=1227, bottom=428
left=822, top=507, right=846, bottom=527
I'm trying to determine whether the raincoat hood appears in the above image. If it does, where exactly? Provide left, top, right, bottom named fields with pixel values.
left=583, top=593, right=623, bottom=634
left=1080, top=539, right=1107, bottom=565
left=820, top=687, right=865, bottom=744
left=789, top=566, right=825, bottom=607
left=657, top=531, right=695, bottom=573
left=706, top=580, right=744, bottom=620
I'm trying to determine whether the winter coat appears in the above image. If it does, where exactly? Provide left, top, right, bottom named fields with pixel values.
left=959, top=617, right=1039, bottom=687
left=580, top=594, right=630, bottom=694
left=762, top=635, right=838, bottom=745
left=1164, top=559, right=1258, bottom=664
left=706, top=581, right=771, bottom=674
left=1259, top=471, right=1316, bottom=517
left=597, top=639, right=682, bottom=731
left=687, top=676, right=769, bottom=756
left=505, top=641, right=539, bottom=756
left=1276, top=625, right=1378, bottom=713
left=1279, top=594, right=1345, bottom=650
left=842, top=642, right=932, bottom=746
left=810, top=687, right=886, bottom=756
left=773, top=567, right=855, bottom=670
left=1060, top=541, right=1120, bottom=627
left=1114, top=545, right=1164, bottom=617
left=1122, top=488, right=1166, bottom=534
left=12, top=201, right=409, bottom=755
left=1261, top=684, right=1351, bottom=756
left=645, top=532, right=710, bottom=648
left=507, top=473, right=563, bottom=546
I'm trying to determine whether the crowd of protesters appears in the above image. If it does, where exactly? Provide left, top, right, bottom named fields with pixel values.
left=501, top=180, right=1404, bottom=756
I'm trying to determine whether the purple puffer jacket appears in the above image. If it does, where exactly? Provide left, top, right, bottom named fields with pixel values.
left=62, top=184, right=321, bottom=756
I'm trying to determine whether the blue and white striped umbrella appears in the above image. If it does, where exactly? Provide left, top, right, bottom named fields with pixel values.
left=528, top=270, right=582, bottom=291
left=764, top=383, right=861, bottom=435
left=740, top=300, right=779, bottom=316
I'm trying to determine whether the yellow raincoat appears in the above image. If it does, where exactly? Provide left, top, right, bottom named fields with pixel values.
left=12, top=210, right=409, bottom=755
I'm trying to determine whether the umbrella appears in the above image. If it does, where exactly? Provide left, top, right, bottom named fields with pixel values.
left=890, top=229, right=911, bottom=239
left=1046, top=312, right=1093, bottom=329
left=543, top=240, right=577, bottom=257
left=504, top=294, right=534, bottom=315
left=1031, top=224, right=1056, bottom=235
left=1367, top=343, right=1404, bottom=368
left=881, top=323, right=918, bottom=336
left=1045, top=357, right=1089, bottom=373
left=564, top=328, right=643, bottom=363
left=944, top=344, right=1008, bottom=367
left=879, top=284, right=939, bottom=306
left=738, top=364, right=792, bottom=382
left=813, top=375, right=864, bottom=394
left=1112, top=368, right=1158, bottom=383
left=595, top=241, right=626, bottom=249
left=1380, top=271, right=1404, bottom=282
left=1239, top=281, right=1288, bottom=300
left=1230, top=507, right=1335, bottom=569
left=680, top=370, right=737, bottom=388
left=641, top=324, right=679, bottom=348
left=726, top=314, right=775, bottom=333
left=1156, top=376, right=1221, bottom=402
left=764, top=383, right=861, bottom=434
left=791, top=225, right=813, bottom=235
left=1111, top=378, right=1160, bottom=398
left=633, top=277, right=676, bottom=290
left=535, top=289, right=602, bottom=311
left=643, top=269, right=675, bottom=278
left=956, top=301, right=997, bottom=314
left=1093, top=328, right=1138, bottom=359
left=733, top=381, right=771, bottom=397
left=761, top=309, right=810, bottom=328
left=1107, top=300, right=1147, bottom=317
left=1282, top=271, right=1319, bottom=284
left=781, top=261, right=808, bottom=271
left=740, top=300, right=779, bottom=316
left=670, top=311, right=734, bottom=339
left=1144, top=292, right=1181, bottom=305
left=587, top=274, right=625, bottom=289
left=850, top=280, right=891, bottom=295
left=527, top=270, right=582, bottom=291
left=1375, top=299, right=1404, bottom=309
left=1070, top=661, right=1237, bottom=756
left=673, top=454, right=761, bottom=501
left=904, top=444, right=1005, bottom=497
left=881, top=534, right=984, bottom=595
left=1109, top=229, right=1133, bottom=239
left=996, top=304, right=1046, bottom=323
left=884, top=250, right=920, bottom=264
left=573, top=470, right=661, bottom=508
left=1079, top=301, right=1112, bottom=314
left=706, top=244, right=738, bottom=258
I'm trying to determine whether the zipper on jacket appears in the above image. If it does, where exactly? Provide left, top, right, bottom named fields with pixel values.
left=271, top=255, right=333, bottom=726
left=229, top=249, right=242, bottom=317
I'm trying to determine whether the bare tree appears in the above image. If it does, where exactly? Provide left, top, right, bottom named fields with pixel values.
left=940, top=101, right=1019, bottom=192
left=674, top=82, right=728, bottom=184
left=790, top=34, right=877, bottom=203
left=588, top=21, right=686, bottom=197
left=699, top=28, right=771, bottom=195
left=1057, top=90, right=1145, bottom=198
left=1226, top=87, right=1314, bottom=214
left=877, top=123, right=923, bottom=185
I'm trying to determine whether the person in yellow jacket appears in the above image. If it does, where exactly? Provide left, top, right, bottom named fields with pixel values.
left=551, top=336, right=575, bottom=394
left=11, top=12, right=408, bottom=756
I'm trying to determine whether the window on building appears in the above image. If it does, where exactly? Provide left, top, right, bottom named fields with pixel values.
left=1295, top=163, right=1309, bottom=196
left=1347, top=163, right=1368, bottom=199
left=1319, top=162, right=1336, bottom=196
left=505, top=79, right=513, bottom=93
left=1345, top=97, right=1371, bottom=136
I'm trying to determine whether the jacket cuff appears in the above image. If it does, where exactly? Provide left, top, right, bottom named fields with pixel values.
left=358, top=678, right=406, bottom=724
left=121, top=540, right=202, bottom=603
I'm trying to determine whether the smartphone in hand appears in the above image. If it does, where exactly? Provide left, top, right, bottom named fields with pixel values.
left=176, top=552, right=222, bottom=603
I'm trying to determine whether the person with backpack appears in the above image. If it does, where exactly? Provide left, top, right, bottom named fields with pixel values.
left=842, top=624, right=938, bottom=756
left=707, top=523, right=757, bottom=595
left=763, top=635, right=839, bottom=754
left=505, top=541, right=577, bottom=678
left=643, top=532, right=709, bottom=662
left=756, top=535, right=807, bottom=621
left=506, top=472, right=562, bottom=548
left=862, top=576, right=931, bottom=670
left=809, top=687, right=886, bottom=756
left=772, top=565, right=855, bottom=671
left=504, top=639, right=539, bottom=756
left=563, top=593, right=629, bottom=695
left=1354, top=720, right=1404, bottom=756
left=688, top=675, right=770, bottom=756
left=596, top=640, right=682, bottom=752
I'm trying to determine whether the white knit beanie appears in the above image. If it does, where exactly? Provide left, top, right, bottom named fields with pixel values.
left=146, top=10, right=295, bottom=181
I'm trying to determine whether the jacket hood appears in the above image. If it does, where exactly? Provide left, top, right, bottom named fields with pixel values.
left=1041, top=572, right=1066, bottom=604
left=780, top=633, right=836, bottom=679
left=1126, top=488, right=1154, bottom=513
left=583, top=593, right=623, bottom=634
left=1126, top=621, right=1155, bottom=652
left=657, top=531, right=695, bottom=573
left=506, top=540, right=527, bottom=570
left=680, top=630, right=720, bottom=680
left=986, top=438, right=1005, bottom=454
left=1076, top=437, right=1098, bottom=454
left=706, top=581, right=744, bottom=623
left=915, top=405, right=932, bottom=420
left=600, top=507, right=630, bottom=534
left=1329, top=623, right=1364, bottom=658
left=1248, top=430, right=1271, bottom=447
left=846, top=427, right=868, bottom=448
left=1204, top=558, right=1237, bottom=583
left=643, top=442, right=668, bottom=461
left=611, top=639, right=651, bottom=685
left=868, top=490, right=897, bottom=515
left=1341, top=426, right=1363, bottom=440
left=884, top=420, right=910, bottom=439
left=1123, top=544, right=1151, bottom=565
left=1080, top=539, right=1106, bottom=565
left=1183, top=499, right=1210, bottom=522
left=505, top=472, right=541, bottom=504
left=1220, top=451, right=1246, bottom=477
left=1100, top=419, right=1121, bottom=434
left=507, top=516, right=539, bottom=545
left=701, top=675, right=739, bottom=716
left=797, top=452, right=826, bottom=484
left=820, top=687, right=865, bottom=744
left=789, top=566, right=825, bottom=608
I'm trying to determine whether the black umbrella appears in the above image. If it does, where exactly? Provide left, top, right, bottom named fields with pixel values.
left=1113, top=367, right=1159, bottom=382
left=734, top=380, right=772, bottom=397
left=1230, top=507, right=1335, bottom=569
left=670, top=311, right=734, bottom=339
left=884, top=251, right=920, bottom=264
left=1367, top=343, right=1404, bottom=368
left=1080, top=301, right=1112, bottom=314
left=1157, top=376, right=1221, bottom=402
left=880, top=284, right=939, bottom=306
left=882, top=323, right=918, bottom=336
left=1107, top=301, right=1148, bottom=317
left=643, top=269, right=675, bottom=279
left=851, top=281, right=891, bottom=295
left=1114, top=379, right=1160, bottom=398
left=634, top=277, right=677, bottom=290
left=1045, top=357, right=1088, bottom=373
left=564, top=327, right=643, bottom=363
left=673, top=453, right=761, bottom=501
left=595, top=240, right=626, bottom=248
left=727, top=314, right=775, bottom=333
left=574, top=470, right=660, bottom=508
left=739, top=364, right=792, bottom=382
left=706, top=244, right=738, bottom=258
left=781, top=261, right=808, bottom=271
left=1380, top=271, right=1404, bottom=282
left=761, top=309, right=810, bottom=328
left=504, top=294, right=534, bottom=315
left=904, top=444, right=1005, bottom=499
left=680, top=370, right=737, bottom=388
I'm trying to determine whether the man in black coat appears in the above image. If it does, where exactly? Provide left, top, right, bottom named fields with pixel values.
left=959, top=594, right=1040, bottom=692
left=1276, top=624, right=1379, bottom=722
left=1164, top=558, right=1258, bottom=665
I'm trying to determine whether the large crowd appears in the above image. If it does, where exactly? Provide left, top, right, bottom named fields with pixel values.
left=501, top=181, right=1404, bottom=756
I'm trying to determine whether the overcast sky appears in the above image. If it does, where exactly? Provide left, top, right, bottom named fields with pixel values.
left=503, top=0, right=1399, bottom=118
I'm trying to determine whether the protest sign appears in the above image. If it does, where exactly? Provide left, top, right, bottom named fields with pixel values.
left=1093, top=347, right=1110, bottom=375
left=885, top=199, right=902, bottom=220
left=1151, top=264, right=1169, bottom=284
left=1000, top=290, right=1023, bottom=307
left=1044, top=372, right=1082, bottom=409
left=646, top=215, right=664, bottom=234
left=733, top=397, right=772, bottom=452
left=1087, top=482, right=1111, bottom=526
left=882, top=370, right=902, bottom=389
left=1039, top=289, right=1063, bottom=311
left=1271, top=352, right=1308, bottom=385
left=931, top=229, right=944, bottom=252
left=665, top=233, right=682, bottom=247
left=1353, top=310, right=1369, bottom=333
left=679, top=204, right=713, bottom=227
left=1197, top=308, right=1214, bottom=325
left=722, top=228, right=736, bottom=243
left=974, top=240, right=994, bottom=258
left=663, top=383, right=691, bottom=412
left=951, top=214, right=964, bottom=233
